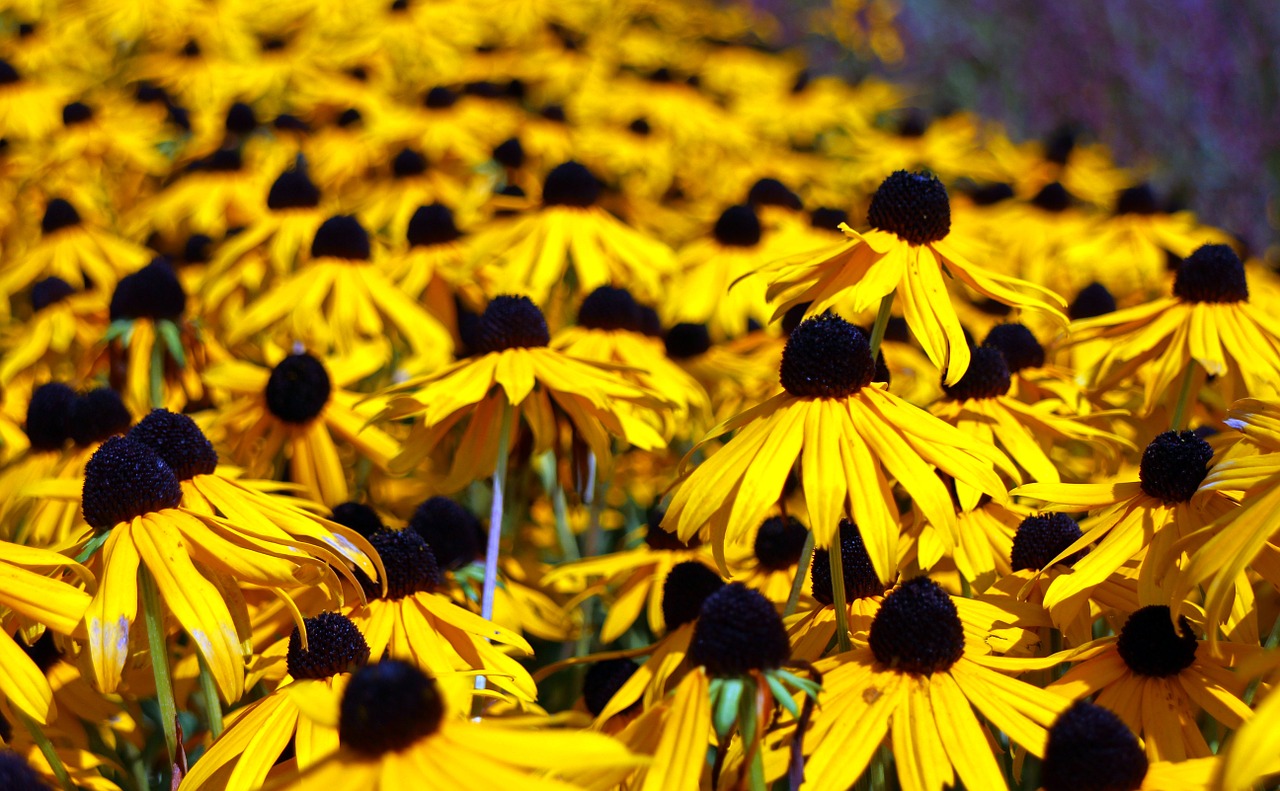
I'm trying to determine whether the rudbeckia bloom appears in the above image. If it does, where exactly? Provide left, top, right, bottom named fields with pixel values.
left=0, top=58, right=69, bottom=140
left=0, top=277, right=107, bottom=387
left=384, top=202, right=480, bottom=345
left=754, top=170, right=1066, bottom=383
left=131, top=147, right=267, bottom=239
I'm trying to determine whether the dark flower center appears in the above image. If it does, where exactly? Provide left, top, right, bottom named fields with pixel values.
left=1069, top=282, right=1116, bottom=320
left=1010, top=513, right=1084, bottom=572
left=780, top=314, right=875, bottom=399
left=1138, top=430, right=1212, bottom=503
left=810, top=207, right=848, bottom=230
left=582, top=657, right=640, bottom=717
left=329, top=502, right=385, bottom=539
left=407, top=204, right=461, bottom=248
left=1115, top=183, right=1158, bottom=215
left=628, top=117, right=651, bottom=136
left=25, top=382, right=77, bottom=451
left=1031, top=182, right=1071, bottom=212
left=82, top=436, right=183, bottom=530
left=0, top=749, right=48, bottom=790
left=1116, top=605, right=1198, bottom=677
left=542, top=161, right=601, bottom=208
left=492, top=138, right=524, bottom=169
left=541, top=105, right=566, bottom=123
left=747, top=178, right=802, bottom=211
left=983, top=323, right=1045, bottom=373
left=0, top=59, right=20, bottom=85
left=392, top=147, right=428, bottom=178
left=274, top=114, right=310, bottom=132
left=1172, top=243, right=1248, bottom=304
left=866, top=170, right=950, bottom=245
left=688, top=583, right=790, bottom=676
left=20, top=629, right=62, bottom=674
left=408, top=496, right=482, bottom=571
left=41, top=198, right=81, bottom=235
left=62, top=101, right=93, bottom=126
left=359, top=529, right=440, bottom=600
left=336, top=108, right=362, bottom=127
left=868, top=576, right=964, bottom=674
left=189, top=148, right=242, bottom=173
left=30, top=276, right=75, bottom=312
left=475, top=295, right=550, bottom=353
left=967, top=182, right=1014, bottom=206
left=753, top=516, right=808, bottom=571
left=287, top=612, right=371, bottom=680
left=941, top=345, right=1011, bottom=400
left=339, top=660, right=444, bottom=756
left=266, top=168, right=321, bottom=210
left=182, top=234, right=213, bottom=265
left=126, top=409, right=217, bottom=480
left=1042, top=700, right=1148, bottom=791
left=311, top=215, right=371, bottom=261
left=664, top=323, right=712, bottom=360
left=1043, top=126, right=1076, bottom=165
left=811, top=519, right=889, bottom=605
left=645, top=506, right=701, bottom=550
left=423, top=86, right=457, bottom=109
left=661, top=561, right=724, bottom=630
left=713, top=204, right=762, bottom=247
left=225, top=102, right=257, bottom=135
left=577, top=286, right=644, bottom=333
left=265, top=353, right=332, bottom=424
left=895, top=109, right=928, bottom=137
left=70, top=388, right=131, bottom=447
left=109, top=259, right=186, bottom=322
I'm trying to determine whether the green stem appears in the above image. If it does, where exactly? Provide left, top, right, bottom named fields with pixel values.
left=197, top=651, right=224, bottom=738
left=476, top=397, right=515, bottom=702
left=149, top=336, right=166, bottom=410
left=868, top=292, right=896, bottom=359
left=827, top=535, right=854, bottom=653
left=1170, top=363, right=1197, bottom=430
left=140, top=565, right=179, bottom=765
left=784, top=530, right=815, bottom=617
left=17, top=710, right=73, bottom=791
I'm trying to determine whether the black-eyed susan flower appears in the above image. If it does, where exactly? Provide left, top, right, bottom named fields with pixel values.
left=0, top=278, right=107, bottom=388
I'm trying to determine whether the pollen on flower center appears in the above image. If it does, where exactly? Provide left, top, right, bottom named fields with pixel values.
left=359, top=528, right=441, bottom=601
left=810, top=519, right=889, bottom=605
left=408, top=496, right=482, bottom=571
left=475, top=295, right=551, bottom=353
left=82, top=436, right=183, bottom=530
left=866, top=170, right=951, bottom=245
left=941, top=345, right=1011, bottom=400
left=109, top=259, right=187, bottom=322
left=286, top=612, right=371, bottom=680
left=265, top=352, right=332, bottom=424
left=868, top=576, right=964, bottom=675
left=1138, top=430, right=1212, bottom=504
left=1116, top=605, right=1198, bottom=677
left=311, top=215, right=372, bottom=261
left=688, top=582, right=790, bottom=676
left=127, top=409, right=218, bottom=480
left=30, top=276, right=75, bottom=312
left=1010, top=513, right=1084, bottom=572
left=713, top=204, right=763, bottom=247
left=25, top=382, right=77, bottom=451
left=752, top=515, right=808, bottom=571
left=1172, top=243, right=1248, bottom=304
left=407, top=204, right=461, bottom=248
left=1042, top=700, right=1149, bottom=791
left=779, top=314, right=875, bottom=398
left=664, top=323, right=712, bottom=360
left=266, top=168, right=321, bottom=210
left=339, top=660, right=444, bottom=756
left=70, top=388, right=131, bottom=447
left=661, top=561, right=724, bottom=630
left=330, top=502, right=385, bottom=539
left=583, top=657, right=640, bottom=717
left=983, top=323, right=1045, bottom=373
left=541, top=161, right=601, bottom=208
left=577, top=286, right=644, bottom=333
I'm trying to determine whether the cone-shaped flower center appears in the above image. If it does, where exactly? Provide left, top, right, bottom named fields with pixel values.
left=867, top=170, right=950, bottom=245
left=752, top=515, right=808, bottom=571
left=688, top=582, right=790, bottom=676
left=1138, top=430, right=1212, bottom=503
left=1116, top=605, right=1197, bottom=677
left=265, top=353, right=332, bottom=424
left=983, top=323, right=1045, bottom=373
left=311, top=215, right=371, bottom=260
left=1011, top=513, right=1083, bottom=572
left=662, top=561, right=724, bottom=630
left=360, top=529, right=440, bottom=600
left=942, top=345, right=1011, bottom=400
left=407, top=203, right=461, bottom=248
left=266, top=168, right=321, bottom=210
left=628, top=117, right=651, bottom=136
left=329, top=502, right=385, bottom=539
left=968, top=182, right=1015, bottom=206
left=62, top=101, right=94, bottom=126
left=868, top=576, right=964, bottom=675
left=1115, top=183, right=1158, bottom=215
left=810, top=206, right=849, bottom=230
left=31, top=276, right=75, bottom=312
left=408, top=496, right=481, bottom=571
left=747, top=178, right=802, bottom=210
left=182, top=234, right=213, bottom=265
left=336, top=108, right=362, bottom=127
left=287, top=612, right=371, bottom=680
left=493, top=138, right=524, bottom=169
left=423, top=86, right=457, bottom=108
left=82, top=436, right=182, bottom=530
left=811, top=519, right=889, bottom=605
left=1173, top=243, right=1248, bottom=304
left=225, top=102, right=257, bottom=134
left=475, top=295, right=550, bottom=353
left=1069, top=282, right=1116, bottom=320
left=664, top=323, right=711, bottom=360
left=713, top=204, right=762, bottom=247
left=392, top=147, right=428, bottom=178
left=542, top=161, right=601, bottom=208
left=26, top=382, right=77, bottom=451
left=577, top=286, right=644, bottom=333
left=41, top=198, right=82, bottom=235
left=109, top=259, right=186, bottom=322
left=583, top=658, right=640, bottom=717
left=70, top=388, right=131, bottom=447
left=1031, top=182, right=1072, bottom=212
left=0, top=58, right=20, bottom=85
left=780, top=314, right=875, bottom=399
left=127, top=409, right=217, bottom=480
left=1042, top=700, right=1149, bottom=791
left=339, top=660, right=444, bottom=756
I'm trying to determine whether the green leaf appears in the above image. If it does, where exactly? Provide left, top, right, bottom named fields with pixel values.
left=712, top=677, right=743, bottom=741
left=74, top=531, right=111, bottom=564
left=156, top=320, right=186, bottom=368
left=105, top=319, right=134, bottom=344
left=764, top=671, right=800, bottom=719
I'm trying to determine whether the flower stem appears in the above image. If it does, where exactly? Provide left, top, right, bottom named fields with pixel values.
left=827, top=535, right=854, bottom=653
left=149, top=337, right=166, bottom=410
left=784, top=529, right=815, bottom=617
left=139, top=565, right=179, bottom=765
left=868, top=292, right=896, bottom=359
left=17, top=710, right=73, bottom=791
left=1170, top=363, right=1197, bottom=430
left=197, top=650, right=224, bottom=738
left=477, top=396, right=515, bottom=699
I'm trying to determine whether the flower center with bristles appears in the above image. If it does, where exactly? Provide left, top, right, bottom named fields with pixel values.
left=1042, top=700, right=1149, bottom=791
left=70, top=389, right=131, bottom=447
left=1031, top=182, right=1071, bottom=212
left=1010, top=513, right=1084, bottom=572
left=664, top=323, right=711, bottom=359
left=225, top=102, right=256, bottom=135
left=82, top=436, right=183, bottom=530
left=1173, top=243, right=1248, bottom=303
left=339, top=660, right=443, bottom=756
left=266, top=168, right=321, bottom=210
left=336, top=108, right=362, bottom=127
left=661, top=561, right=724, bottom=630
left=983, top=323, right=1045, bottom=373
left=542, top=161, right=601, bottom=208
left=1069, top=282, right=1117, bottom=320
left=810, top=519, right=890, bottom=605
left=330, top=502, right=385, bottom=539
left=126, top=409, right=217, bottom=480
left=25, top=382, right=76, bottom=451
left=30, top=276, right=75, bottom=312
left=265, top=353, right=332, bottom=424
left=407, top=204, right=461, bottom=247
left=577, top=286, right=644, bottom=333
left=941, top=346, right=1011, bottom=400
left=1115, top=183, right=1158, bottom=215
left=780, top=315, right=875, bottom=399
left=492, top=138, right=524, bottom=169
left=1138, top=430, right=1212, bottom=504
left=62, top=101, right=93, bottom=126
left=713, top=204, right=762, bottom=247
left=583, top=658, right=640, bottom=717
left=752, top=515, right=808, bottom=571
left=310, top=215, right=371, bottom=260
left=1116, top=605, right=1197, bottom=677
left=628, top=117, right=651, bottom=136
left=41, top=198, right=81, bottom=235
left=286, top=612, right=371, bottom=680
left=688, top=583, right=790, bottom=676
left=182, top=234, right=213, bottom=265
left=392, top=147, right=428, bottom=178
left=747, top=178, right=802, bottom=211
left=475, top=295, right=550, bottom=353
left=868, top=576, right=964, bottom=675
left=359, top=529, right=440, bottom=600
left=408, top=496, right=482, bottom=571
left=423, top=86, right=457, bottom=108
left=867, top=170, right=950, bottom=245
left=0, top=748, right=48, bottom=790
left=109, top=259, right=186, bottom=322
